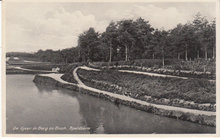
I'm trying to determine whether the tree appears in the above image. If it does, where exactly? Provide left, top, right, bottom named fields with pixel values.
left=210, top=19, right=216, bottom=59
left=170, top=24, right=185, bottom=59
left=78, top=28, right=100, bottom=62
left=152, top=29, right=169, bottom=67
left=101, top=21, right=118, bottom=63
left=73, top=13, right=215, bottom=64
left=61, top=47, right=79, bottom=63
left=117, top=20, right=136, bottom=61
left=61, top=48, right=71, bottom=64
left=170, top=23, right=196, bottom=61
left=193, top=13, right=209, bottom=60
left=132, top=18, right=154, bottom=60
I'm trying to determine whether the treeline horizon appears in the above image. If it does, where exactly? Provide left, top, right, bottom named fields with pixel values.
left=7, top=13, right=216, bottom=65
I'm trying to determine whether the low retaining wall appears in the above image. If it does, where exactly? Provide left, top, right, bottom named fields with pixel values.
left=33, top=75, right=79, bottom=91
left=33, top=75, right=216, bottom=127
left=78, top=74, right=216, bottom=112
left=93, top=64, right=215, bottom=80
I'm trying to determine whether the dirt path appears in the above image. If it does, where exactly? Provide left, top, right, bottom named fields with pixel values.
left=83, top=65, right=215, bottom=82
left=23, top=60, right=47, bottom=63
left=119, top=70, right=215, bottom=82
left=119, top=69, right=188, bottom=79
left=13, top=66, right=56, bottom=73
left=80, top=65, right=101, bottom=71
left=39, top=73, right=76, bottom=85
left=73, top=66, right=215, bottom=116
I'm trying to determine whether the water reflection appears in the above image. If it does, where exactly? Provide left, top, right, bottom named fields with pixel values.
left=5, top=75, right=216, bottom=134
left=7, top=75, right=87, bottom=134
left=34, top=82, right=215, bottom=134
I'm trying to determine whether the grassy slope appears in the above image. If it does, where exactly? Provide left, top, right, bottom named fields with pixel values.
left=60, top=63, right=84, bottom=84
left=93, top=59, right=216, bottom=73
left=77, top=69, right=216, bottom=104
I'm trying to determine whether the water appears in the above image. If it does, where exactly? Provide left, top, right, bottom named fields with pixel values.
left=6, top=74, right=215, bottom=134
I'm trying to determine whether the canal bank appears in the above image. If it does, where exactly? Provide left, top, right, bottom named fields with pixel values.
left=33, top=66, right=216, bottom=127
left=7, top=74, right=215, bottom=134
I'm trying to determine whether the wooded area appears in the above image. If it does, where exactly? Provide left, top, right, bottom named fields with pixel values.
left=9, top=13, right=216, bottom=67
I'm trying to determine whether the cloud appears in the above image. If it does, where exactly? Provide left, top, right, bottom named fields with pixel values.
left=6, top=5, right=108, bottom=52
left=5, top=3, right=215, bottom=52
left=104, top=4, right=192, bottom=30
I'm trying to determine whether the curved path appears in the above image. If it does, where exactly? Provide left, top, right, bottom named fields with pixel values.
left=39, top=73, right=76, bottom=85
left=119, top=70, right=215, bottom=83
left=73, top=66, right=215, bottom=116
left=13, top=66, right=57, bottom=73
left=119, top=70, right=188, bottom=79
left=89, top=64, right=215, bottom=82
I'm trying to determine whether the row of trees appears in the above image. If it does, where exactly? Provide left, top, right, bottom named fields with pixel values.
left=34, top=47, right=79, bottom=63
left=34, top=13, right=216, bottom=66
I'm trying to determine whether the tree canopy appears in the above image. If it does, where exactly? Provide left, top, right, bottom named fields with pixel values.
left=31, top=13, right=215, bottom=65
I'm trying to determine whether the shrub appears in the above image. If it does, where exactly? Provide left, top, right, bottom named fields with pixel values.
left=60, top=62, right=84, bottom=83
left=93, top=58, right=215, bottom=74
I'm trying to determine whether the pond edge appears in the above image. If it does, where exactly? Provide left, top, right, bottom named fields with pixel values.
left=33, top=74, right=216, bottom=127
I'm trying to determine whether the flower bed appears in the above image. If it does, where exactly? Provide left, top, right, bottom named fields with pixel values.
left=91, top=59, right=215, bottom=80
left=77, top=68, right=216, bottom=111
left=33, top=73, right=216, bottom=127
left=101, top=65, right=215, bottom=80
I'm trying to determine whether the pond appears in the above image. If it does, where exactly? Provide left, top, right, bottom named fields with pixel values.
left=6, top=74, right=215, bottom=134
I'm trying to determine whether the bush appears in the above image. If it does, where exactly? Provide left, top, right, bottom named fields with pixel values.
left=59, top=62, right=84, bottom=73
left=60, top=62, right=84, bottom=83
left=170, top=59, right=215, bottom=73
left=93, top=58, right=215, bottom=74
left=60, top=73, right=77, bottom=84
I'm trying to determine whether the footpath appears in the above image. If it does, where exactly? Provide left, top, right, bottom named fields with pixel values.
left=34, top=66, right=216, bottom=126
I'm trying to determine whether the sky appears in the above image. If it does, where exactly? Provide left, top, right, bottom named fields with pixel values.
left=5, top=1, right=216, bottom=52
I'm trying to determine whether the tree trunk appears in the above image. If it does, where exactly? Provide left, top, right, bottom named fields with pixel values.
left=83, top=55, right=85, bottom=63
left=162, top=48, right=165, bottom=68
left=177, top=53, right=180, bottom=60
left=204, top=46, right=208, bottom=60
left=125, top=45, right=128, bottom=61
left=108, top=45, right=112, bottom=69
left=78, top=48, right=81, bottom=62
left=185, top=46, right=188, bottom=61
left=109, top=45, right=112, bottom=63
left=197, top=50, right=200, bottom=59
left=213, top=47, right=215, bottom=59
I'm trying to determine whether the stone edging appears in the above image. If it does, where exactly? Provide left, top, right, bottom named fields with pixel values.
left=90, top=64, right=215, bottom=80
left=77, top=73, right=216, bottom=112
left=33, top=72, right=216, bottom=127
